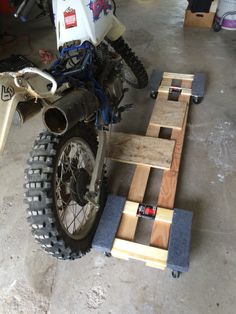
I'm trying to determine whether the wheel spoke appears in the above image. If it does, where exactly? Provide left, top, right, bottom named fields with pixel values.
left=54, top=137, right=97, bottom=239
left=67, top=206, right=84, bottom=231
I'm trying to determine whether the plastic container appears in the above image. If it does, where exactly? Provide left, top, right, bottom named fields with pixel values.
left=216, top=0, right=236, bottom=30
left=53, top=0, right=114, bottom=47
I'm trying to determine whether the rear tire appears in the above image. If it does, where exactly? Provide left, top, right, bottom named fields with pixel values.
left=25, top=123, right=106, bottom=260
left=40, top=0, right=54, bottom=25
left=109, top=37, right=148, bottom=89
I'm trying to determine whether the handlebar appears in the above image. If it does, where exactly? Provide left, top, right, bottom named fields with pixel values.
left=14, top=0, right=36, bottom=22
left=0, top=67, right=58, bottom=98
left=16, top=67, right=58, bottom=95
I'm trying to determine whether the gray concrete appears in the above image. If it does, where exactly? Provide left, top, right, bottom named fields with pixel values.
left=0, top=0, right=236, bottom=313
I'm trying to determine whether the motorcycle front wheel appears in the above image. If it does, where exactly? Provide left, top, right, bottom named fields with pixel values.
left=25, top=123, right=106, bottom=260
left=109, top=36, right=148, bottom=89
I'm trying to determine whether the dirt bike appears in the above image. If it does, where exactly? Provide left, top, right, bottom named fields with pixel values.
left=0, top=0, right=148, bottom=260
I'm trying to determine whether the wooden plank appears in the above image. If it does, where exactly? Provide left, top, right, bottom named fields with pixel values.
left=150, top=99, right=187, bottom=130
left=163, top=72, right=194, bottom=81
left=157, top=171, right=178, bottom=209
left=150, top=80, right=191, bottom=248
left=115, top=97, right=165, bottom=241
left=116, top=214, right=139, bottom=240
left=111, top=238, right=168, bottom=268
left=155, top=208, right=174, bottom=223
left=123, top=201, right=138, bottom=216
left=150, top=222, right=171, bottom=249
left=158, top=85, right=192, bottom=96
left=108, top=132, right=175, bottom=170
left=156, top=103, right=190, bottom=208
left=118, top=166, right=150, bottom=240
left=128, top=166, right=150, bottom=203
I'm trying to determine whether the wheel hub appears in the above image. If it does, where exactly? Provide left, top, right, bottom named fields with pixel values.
left=72, top=168, right=90, bottom=207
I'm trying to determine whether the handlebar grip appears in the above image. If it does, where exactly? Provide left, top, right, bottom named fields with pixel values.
left=19, top=0, right=36, bottom=22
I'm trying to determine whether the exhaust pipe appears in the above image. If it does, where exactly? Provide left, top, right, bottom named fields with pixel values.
left=43, top=89, right=99, bottom=135
left=13, top=100, right=42, bottom=126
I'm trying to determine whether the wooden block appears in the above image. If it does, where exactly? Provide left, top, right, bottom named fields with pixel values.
left=155, top=208, right=174, bottom=223
left=150, top=99, right=188, bottom=130
left=158, top=85, right=192, bottom=96
left=184, top=9, right=215, bottom=28
left=111, top=238, right=168, bottom=268
left=163, top=72, right=194, bottom=81
left=123, top=201, right=139, bottom=216
left=108, top=132, right=175, bottom=170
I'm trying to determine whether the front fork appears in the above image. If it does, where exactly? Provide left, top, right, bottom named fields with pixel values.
left=86, top=130, right=107, bottom=208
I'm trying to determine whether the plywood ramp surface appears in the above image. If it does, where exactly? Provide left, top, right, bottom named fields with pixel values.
left=108, top=132, right=175, bottom=170
left=150, top=99, right=188, bottom=130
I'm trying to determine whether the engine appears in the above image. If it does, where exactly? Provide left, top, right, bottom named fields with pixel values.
left=95, top=43, right=124, bottom=108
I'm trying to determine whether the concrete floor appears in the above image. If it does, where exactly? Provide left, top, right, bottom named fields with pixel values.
left=0, top=0, right=236, bottom=313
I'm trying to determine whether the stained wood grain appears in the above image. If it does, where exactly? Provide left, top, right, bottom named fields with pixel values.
left=150, top=79, right=191, bottom=248
left=108, top=132, right=175, bottom=170
left=150, top=99, right=187, bottom=130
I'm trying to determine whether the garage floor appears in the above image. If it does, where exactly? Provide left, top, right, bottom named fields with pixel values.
left=0, top=0, right=236, bottom=313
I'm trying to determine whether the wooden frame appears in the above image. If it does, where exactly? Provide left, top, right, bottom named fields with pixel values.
left=110, top=72, right=194, bottom=269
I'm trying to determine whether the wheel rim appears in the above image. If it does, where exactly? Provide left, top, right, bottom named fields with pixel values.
left=54, top=137, right=97, bottom=240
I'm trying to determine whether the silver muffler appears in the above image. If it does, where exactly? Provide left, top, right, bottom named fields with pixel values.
left=43, top=89, right=99, bottom=135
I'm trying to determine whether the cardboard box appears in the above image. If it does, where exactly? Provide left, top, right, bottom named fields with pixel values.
left=184, top=9, right=216, bottom=28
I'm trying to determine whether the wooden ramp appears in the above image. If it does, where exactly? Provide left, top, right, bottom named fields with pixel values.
left=93, top=71, right=204, bottom=275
